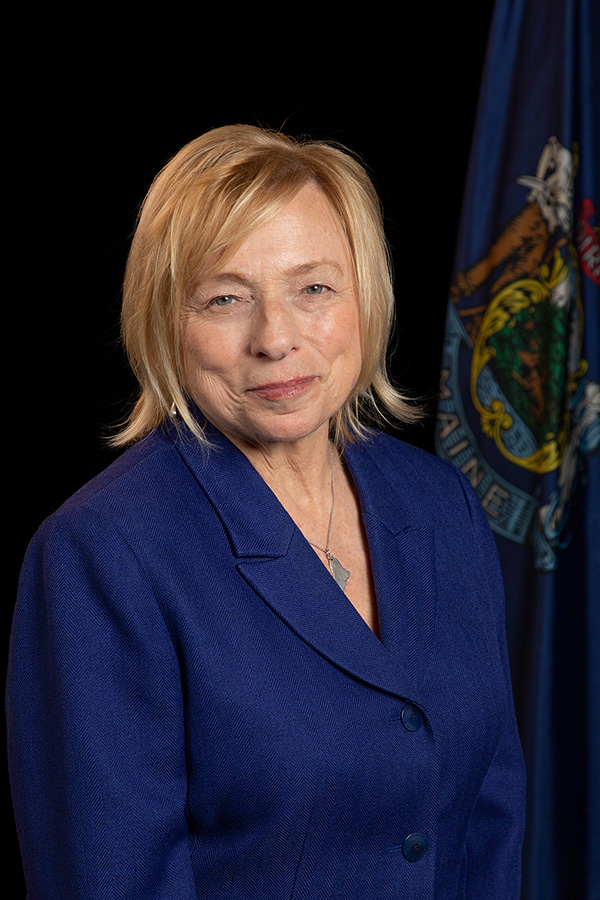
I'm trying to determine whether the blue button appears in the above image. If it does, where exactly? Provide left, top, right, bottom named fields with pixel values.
left=402, top=832, right=428, bottom=862
left=401, top=703, right=424, bottom=732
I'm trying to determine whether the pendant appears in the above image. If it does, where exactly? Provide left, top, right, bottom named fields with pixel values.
left=329, top=555, right=351, bottom=592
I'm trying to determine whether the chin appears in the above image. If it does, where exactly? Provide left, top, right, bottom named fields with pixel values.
left=227, top=411, right=331, bottom=449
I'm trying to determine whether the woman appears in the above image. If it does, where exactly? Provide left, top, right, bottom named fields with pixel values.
left=7, top=124, right=525, bottom=899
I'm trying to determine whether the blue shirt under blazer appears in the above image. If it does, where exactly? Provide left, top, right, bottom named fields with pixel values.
left=7, top=420, right=526, bottom=899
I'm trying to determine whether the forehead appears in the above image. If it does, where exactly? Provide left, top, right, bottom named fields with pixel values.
left=221, top=184, right=353, bottom=273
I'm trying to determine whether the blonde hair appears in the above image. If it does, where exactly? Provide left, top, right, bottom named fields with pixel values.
left=112, top=124, right=420, bottom=449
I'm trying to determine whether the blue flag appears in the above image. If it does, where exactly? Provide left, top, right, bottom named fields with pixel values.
left=435, top=0, right=599, bottom=897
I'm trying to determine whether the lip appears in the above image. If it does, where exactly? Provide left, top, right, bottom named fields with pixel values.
left=248, top=376, right=316, bottom=401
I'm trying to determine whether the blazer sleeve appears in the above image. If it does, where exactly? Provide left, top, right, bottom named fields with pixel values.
left=456, top=472, right=526, bottom=899
left=7, top=505, right=197, bottom=900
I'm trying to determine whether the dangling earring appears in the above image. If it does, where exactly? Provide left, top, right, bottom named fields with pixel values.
left=169, top=401, right=178, bottom=417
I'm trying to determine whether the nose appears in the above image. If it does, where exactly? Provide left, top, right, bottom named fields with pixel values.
left=250, top=297, right=300, bottom=360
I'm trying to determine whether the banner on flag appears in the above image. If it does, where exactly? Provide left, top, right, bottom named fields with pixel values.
left=436, top=130, right=599, bottom=574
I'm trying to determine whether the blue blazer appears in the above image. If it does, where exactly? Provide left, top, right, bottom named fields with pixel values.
left=7, top=421, right=525, bottom=899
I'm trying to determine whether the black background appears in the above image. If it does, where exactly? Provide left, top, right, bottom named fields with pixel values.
left=6, top=9, right=495, bottom=891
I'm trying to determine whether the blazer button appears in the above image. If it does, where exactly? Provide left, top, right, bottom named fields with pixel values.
left=401, top=703, right=424, bottom=732
left=402, top=832, right=428, bottom=862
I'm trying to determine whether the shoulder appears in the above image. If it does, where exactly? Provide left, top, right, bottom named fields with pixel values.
left=57, top=428, right=175, bottom=512
left=27, top=427, right=190, bottom=554
left=350, top=431, right=507, bottom=612
left=348, top=429, right=498, bottom=551
left=18, top=425, right=220, bottom=614
left=349, top=429, right=472, bottom=503
left=364, top=429, right=506, bottom=576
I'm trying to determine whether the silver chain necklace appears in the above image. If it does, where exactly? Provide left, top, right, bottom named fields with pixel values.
left=308, top=441, right=351, bottom=592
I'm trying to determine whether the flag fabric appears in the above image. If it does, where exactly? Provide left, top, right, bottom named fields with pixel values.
left=434, top=0, right=599, bottom=897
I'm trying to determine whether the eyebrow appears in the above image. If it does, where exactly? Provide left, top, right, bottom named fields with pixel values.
left=286, top=261, right=345, bottom=278
left=203, top=260, right=346, bottom=286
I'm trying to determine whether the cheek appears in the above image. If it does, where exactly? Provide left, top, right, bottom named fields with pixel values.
left=182, top=323, right=237, bottom=375
left=342, top=311, right=364, bottom=387
left=323, top=307, right=362, bottom=369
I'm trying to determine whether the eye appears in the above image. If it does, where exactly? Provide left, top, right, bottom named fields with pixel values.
left=304, top=284, right=328, bottom=295
left=211, top=295, right=238, bottom=307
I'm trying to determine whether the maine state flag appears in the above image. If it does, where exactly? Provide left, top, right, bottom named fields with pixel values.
left=435, top=0, right=599, bottom=897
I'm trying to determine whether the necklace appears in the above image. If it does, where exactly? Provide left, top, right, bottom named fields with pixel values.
left=308, top=441, right=351, bottom=592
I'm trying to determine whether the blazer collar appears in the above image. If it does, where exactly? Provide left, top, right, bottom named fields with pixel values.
left=168, top=420, right=437, bottom=706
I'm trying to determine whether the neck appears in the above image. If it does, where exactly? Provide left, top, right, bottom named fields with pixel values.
left=219, top=422, right=353, bottom=594
left=225, top=425, right=335, bottom=519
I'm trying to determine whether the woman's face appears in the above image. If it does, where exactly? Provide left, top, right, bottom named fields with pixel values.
left=181, top=183, right=362, bottom=450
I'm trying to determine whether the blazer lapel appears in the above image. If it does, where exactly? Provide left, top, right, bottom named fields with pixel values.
left=344, top=442, right=438, bottom=698
left=169, top=422, right=437, bottom=707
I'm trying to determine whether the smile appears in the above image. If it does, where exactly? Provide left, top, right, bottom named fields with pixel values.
left=248, top=377, right=316, bottom=401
